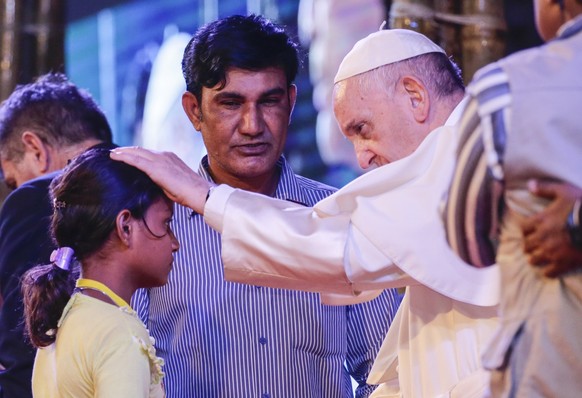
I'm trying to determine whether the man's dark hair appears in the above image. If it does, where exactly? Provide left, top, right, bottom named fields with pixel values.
left=0, top=72, right=112, bottom=162
left=182, top=14, right=299, bottom=101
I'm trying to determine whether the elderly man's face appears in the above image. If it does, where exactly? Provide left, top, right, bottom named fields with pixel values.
left=333, top=77, right=423, bottom=169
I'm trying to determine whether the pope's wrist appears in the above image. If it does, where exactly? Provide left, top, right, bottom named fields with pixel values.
left=205, top=184, right=217, bottom=203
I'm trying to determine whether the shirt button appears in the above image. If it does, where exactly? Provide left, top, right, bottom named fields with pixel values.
left=258, top=337, right=268, bottom=345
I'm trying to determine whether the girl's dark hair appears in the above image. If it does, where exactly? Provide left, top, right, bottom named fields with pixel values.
left=21, top=146, right=165, bottom=347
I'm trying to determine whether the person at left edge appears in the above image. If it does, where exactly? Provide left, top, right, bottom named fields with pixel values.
left=131, top=14, right=400, bottom=398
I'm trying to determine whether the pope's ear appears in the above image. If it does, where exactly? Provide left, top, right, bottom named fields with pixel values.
left=402, top=76, right=429, bottom=123
left=288, top=84, right=297, bottom=120
left=182, top=91, right=203, bottom=130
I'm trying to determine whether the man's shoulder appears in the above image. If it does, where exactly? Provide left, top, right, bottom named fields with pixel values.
left=277, top=159, right=337, bottom=204
left=0, top=173, right=57, bottom=290
left=1, top=173, right=57, bottom=216
left=498, top=31, right=580, bottom=70
left=292, top=174, right=337, bottom=194
left=1, top=178, right=52, bottom=213
left=467, top=62, right=511, bottom=118
left=469, top=62, right=508, bottom=95
left=289, top=174, right=338, bottom=206
left=5, top=172, right=57, bottom=199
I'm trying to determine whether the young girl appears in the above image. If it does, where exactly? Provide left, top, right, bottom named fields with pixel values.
left=21, top=147, right=179, bottom=397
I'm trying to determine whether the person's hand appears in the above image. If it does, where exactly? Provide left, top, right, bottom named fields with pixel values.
left=522, top=179, right=582, bottom=277
left=110, top=147, right=210, bottom=213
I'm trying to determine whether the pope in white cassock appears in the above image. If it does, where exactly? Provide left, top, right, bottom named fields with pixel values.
left=111, top=29, right=500, bottom=398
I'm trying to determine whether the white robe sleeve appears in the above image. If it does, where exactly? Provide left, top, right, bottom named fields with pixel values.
left=205, top=126, right=499, bottom=307
left=204, top=184, right=407, bottom=300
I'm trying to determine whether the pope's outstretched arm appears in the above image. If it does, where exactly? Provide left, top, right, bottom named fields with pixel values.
left=110, top=146, right=402, bottom=301
left=110, top=144, right=498, bottom=307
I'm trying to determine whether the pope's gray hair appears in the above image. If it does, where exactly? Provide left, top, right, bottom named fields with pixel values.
left=344, top=52, right=464, bottom=100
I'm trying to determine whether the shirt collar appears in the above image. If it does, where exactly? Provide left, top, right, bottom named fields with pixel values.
left=445, top=96, right=470, bottom=127
left=557, top=14, right=582, bottom=39
left=198, top=155, right=311, bottom=207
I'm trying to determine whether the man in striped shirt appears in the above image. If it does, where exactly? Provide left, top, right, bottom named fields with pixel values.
left=444, top=0, right=582, bottom=395
left=132, top=14, right=400, bottom=398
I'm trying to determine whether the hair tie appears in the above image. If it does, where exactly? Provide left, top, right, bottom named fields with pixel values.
left=53, top=199, right=66, bottom=209
left=50, top=247, right=75, bottom=271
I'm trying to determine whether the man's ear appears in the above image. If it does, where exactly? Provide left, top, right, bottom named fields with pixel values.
left=402, top=76, right=430, bottom=123
left=182, top=91, right=203, bottom=131
left=21, top=131, right=51, bottom=173
left=115, top=209, right=133, bottom=247
left=287, top=84, right=298, bottom=124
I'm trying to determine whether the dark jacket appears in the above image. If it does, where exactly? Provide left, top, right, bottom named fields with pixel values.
left=0, top=173, right=57, bottom=398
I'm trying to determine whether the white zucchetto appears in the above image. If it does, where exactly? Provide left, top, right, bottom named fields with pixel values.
left=334, top=28, right=446, bottom=84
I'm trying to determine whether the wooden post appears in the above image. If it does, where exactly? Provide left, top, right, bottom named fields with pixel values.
left=389, top=0, right=437, bottom=42
left=34, top=0, right=65, bottom=76
left=461, top=0, right=505, bottom=82
left=0, top=0, right=65, bottom=103
left=0, top=0, right=21, bottom=101
left=434, top=0, right=461, bottom=72
left=0, top=0, right=64, bottom=206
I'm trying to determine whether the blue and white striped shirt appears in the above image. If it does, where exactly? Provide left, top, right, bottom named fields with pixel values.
left=444, top=63, right=510, bottom=268
left=445, top=15, right=582, bottom=267
left=133, top=156, right=400, bottom=398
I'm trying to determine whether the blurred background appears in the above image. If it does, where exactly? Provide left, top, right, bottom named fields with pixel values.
left=0, top=0, right=542, bottom=204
